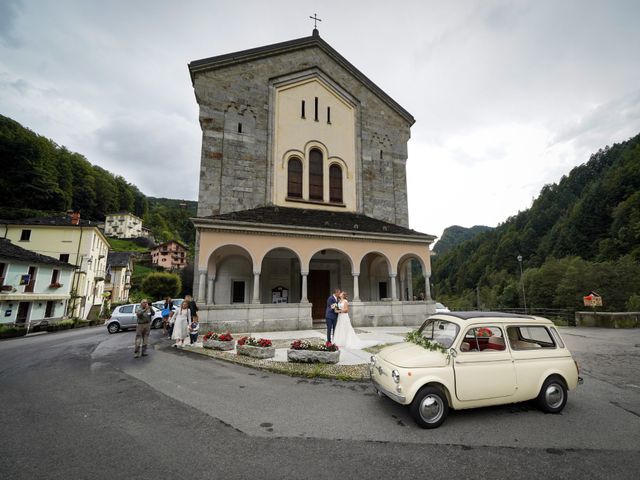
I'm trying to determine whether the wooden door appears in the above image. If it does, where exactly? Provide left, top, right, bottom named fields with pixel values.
left=308, top=270, right=330, bottom=320
left=16, top=302, right=30, bottom=324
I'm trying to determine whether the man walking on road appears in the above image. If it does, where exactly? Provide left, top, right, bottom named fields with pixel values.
left=134, top=299, right=153, bottom=358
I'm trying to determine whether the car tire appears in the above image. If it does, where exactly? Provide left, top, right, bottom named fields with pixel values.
left=537, top=376, right=567, bottom=413
left=152, top=319, right=162, bottom=329
left=107, top=322, right=120, bottom=334
left=410, top=385, right=449, bottom=429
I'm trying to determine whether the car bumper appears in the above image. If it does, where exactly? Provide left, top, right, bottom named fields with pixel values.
left=370, top=365, right=406, bottom=403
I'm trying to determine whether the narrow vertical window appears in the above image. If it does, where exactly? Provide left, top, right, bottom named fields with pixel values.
left=380, top=150, right=383, bottom=160
left=237, top=122, right=242, bottom=133
left=327, top=106, right=331, bottom=124
left=287, top=158, right=303, bottom=198
left=329, top=164, right=343, bottom=203
left=309, top=148, right=323, bottom=200
left=314, top=97, right=319, bottom=121
left=301, top=100, right=306, bottom=118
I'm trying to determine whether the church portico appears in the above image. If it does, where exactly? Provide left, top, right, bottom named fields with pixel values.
left=192, top=207, right=435, bottom=332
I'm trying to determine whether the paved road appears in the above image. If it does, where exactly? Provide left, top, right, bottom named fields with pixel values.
left=0, top=326, right=639, bottom=479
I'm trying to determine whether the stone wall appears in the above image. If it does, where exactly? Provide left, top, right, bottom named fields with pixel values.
left=193, top=45, right=411, bottom=227
left=196, top=301, right=434, bottom=333
left=575, top=311, right=640, bottom=328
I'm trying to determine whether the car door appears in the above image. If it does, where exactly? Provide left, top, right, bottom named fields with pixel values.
left=453, top=325, right=517, bottom=402
left=118, top=304, right=136, bottom=328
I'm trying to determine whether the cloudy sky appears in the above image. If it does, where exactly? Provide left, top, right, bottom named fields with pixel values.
left=1, top=0, right=639, bottom=240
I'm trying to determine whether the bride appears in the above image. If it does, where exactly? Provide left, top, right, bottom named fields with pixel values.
left=333, top=291, right=373, bottom=349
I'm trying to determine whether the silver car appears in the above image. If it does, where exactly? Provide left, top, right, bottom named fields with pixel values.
left=106, top=303, right=163, bottom=334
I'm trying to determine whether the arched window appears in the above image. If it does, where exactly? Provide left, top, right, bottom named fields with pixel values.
left=287, top=157, right=303, bottom=198
left=309, top=149, right=323, bottom=201
left=329, top=164, right=343, bottom=203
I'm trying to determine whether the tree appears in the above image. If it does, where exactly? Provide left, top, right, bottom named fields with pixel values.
left=141, top=272, right=182, bottom=301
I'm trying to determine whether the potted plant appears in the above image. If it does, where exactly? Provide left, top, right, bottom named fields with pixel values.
left=49, top=282, right=63, bottom=289
left=236, top=336, right=276, bottom=359
left=287, top=339, right=340, bottom=364
left=202, top=331, right=235, bottom=351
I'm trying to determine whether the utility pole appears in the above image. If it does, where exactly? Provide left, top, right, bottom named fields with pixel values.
left=517, top=255, right=527, bottom=314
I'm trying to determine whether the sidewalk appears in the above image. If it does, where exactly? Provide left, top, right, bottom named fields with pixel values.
left=185, top=326, right=415, bottom=365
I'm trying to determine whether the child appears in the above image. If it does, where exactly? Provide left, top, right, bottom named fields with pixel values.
left=188, top=317, right=199, bottom=345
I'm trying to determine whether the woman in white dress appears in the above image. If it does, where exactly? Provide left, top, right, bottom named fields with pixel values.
left=332, top=292, right=370, bottom=349
left=171, top=301, right=191, bottom=347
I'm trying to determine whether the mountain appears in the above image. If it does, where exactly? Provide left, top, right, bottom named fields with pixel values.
left=432, top=133, right=640, bottom=312
left=433, top=225, right=493, bottom=255
left=0, top=114, right=195, bottom=245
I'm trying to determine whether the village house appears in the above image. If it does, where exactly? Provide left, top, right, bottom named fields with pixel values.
left=104, top=212, right=143, bottom=239
left=0, top=213, right=110, bottom=320
left=188, top=28, right=436, bottom=332
left=104, top=251, right=133, bottom=303
left=150, top=240, right=188, bottom=270
left=0, top=238, right=74, bottom=326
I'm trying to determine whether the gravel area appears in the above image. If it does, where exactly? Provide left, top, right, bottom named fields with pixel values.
left=181, top=343, right=370, bottom=381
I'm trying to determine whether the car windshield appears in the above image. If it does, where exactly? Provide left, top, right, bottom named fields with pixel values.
left=418, top=318, right=459, bottom=348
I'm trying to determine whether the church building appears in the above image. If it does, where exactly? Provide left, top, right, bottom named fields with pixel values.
left=188, top=28, right=436, bottom=332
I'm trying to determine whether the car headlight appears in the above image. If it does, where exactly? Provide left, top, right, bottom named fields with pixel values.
left=370, top=355, right=376, bottom=365
left=391, top=369, right=400, bottom=383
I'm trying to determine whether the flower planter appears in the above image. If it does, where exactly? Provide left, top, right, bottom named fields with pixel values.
left=237, top=344, right=276, bottom=359
left=203, top=339, right=236, bottom=351
left=287, top=349, right=340, bottom=364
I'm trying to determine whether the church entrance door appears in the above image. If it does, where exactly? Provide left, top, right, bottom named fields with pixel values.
left=308, top=269, right=330, bottom=320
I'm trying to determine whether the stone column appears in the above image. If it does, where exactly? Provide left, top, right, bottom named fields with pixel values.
left=252, top=272, right=260, bottom=304
left=424, top=275, right=432, bottom=301
left=352, top=274, right=360, bottom=301
left=400, top=275, right=406, bottom=301
left=301, top=272, right=309, bottom=303
left=198, top=270, right=206, bottom=303
left=390, top=273, right=398, bottom=301
left=207, top=275, right=215, bottom=305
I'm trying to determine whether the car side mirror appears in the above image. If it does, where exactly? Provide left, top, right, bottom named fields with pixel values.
left=449, top=348, right=458, bottom=358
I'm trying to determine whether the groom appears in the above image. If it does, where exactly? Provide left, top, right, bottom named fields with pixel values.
left=325, top=288, right=341, bottom=344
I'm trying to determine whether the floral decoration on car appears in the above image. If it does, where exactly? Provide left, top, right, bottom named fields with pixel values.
left=405, top=330, right=449, bottom=354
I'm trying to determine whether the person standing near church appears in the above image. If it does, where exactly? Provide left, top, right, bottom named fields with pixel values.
left=185, top=294, right=198, bottom=321
left=134, top=299, right=153, bottom=358
left=325, top=288, right=341, bottom=344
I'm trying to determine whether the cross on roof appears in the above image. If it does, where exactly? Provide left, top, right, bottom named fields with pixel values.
left=309, top=13, right=322, bottom=29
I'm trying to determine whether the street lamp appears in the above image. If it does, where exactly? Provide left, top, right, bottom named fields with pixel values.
left=517, top=255, right=527, bottom=314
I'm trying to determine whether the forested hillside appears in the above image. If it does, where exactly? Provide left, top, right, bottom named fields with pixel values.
left=432, top=133, right=640, bottom=312
left=0, top=115, right=195, bottom=245
left=433, top=225, right=493, bottom=255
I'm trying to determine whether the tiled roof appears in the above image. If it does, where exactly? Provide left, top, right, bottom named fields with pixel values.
left=198, top=206, right=433, bottom=239
left=0, top=215, right=98, bottom=227
left=0, top=239, right=74, bottom=268
left=107, top=251, right=134, bottom=267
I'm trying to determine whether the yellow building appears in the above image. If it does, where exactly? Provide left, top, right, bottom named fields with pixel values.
left=0, top=214, right=110, bottom=319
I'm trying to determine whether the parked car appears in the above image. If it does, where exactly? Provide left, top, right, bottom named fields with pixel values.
left=106, top=303, right=164, bottom=334
left=152, top=299, right=184, bottom=312
left=370, top=312, right=582, bottom=428
left=435, top=302, right=450, bottom=313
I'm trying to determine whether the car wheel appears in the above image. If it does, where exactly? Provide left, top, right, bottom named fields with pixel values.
left=537, top=376, right=567, bottom=413
left=107, top=322, right=120, bottom=334
left=152, top=319, right=162, bottom=329
left=410, top=385, right=449, bottom=429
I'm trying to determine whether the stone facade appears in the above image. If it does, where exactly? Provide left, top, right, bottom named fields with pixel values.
left=192, top=34, right=411, bottom=227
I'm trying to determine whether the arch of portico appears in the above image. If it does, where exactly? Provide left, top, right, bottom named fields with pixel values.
left=196, top=229, right=432, bottom=311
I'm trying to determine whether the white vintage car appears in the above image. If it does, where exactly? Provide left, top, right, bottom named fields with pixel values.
left=370, top=312, right=583, bottom=428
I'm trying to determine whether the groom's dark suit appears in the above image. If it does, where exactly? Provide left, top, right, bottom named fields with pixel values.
left=325, top=294, right=339, bottom=343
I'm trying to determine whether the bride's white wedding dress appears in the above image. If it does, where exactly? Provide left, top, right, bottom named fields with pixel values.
left=333, top=301, right=376, bottom=349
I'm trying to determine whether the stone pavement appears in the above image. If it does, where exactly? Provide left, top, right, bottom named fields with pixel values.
left=183, top=326, right=416, bottom=365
